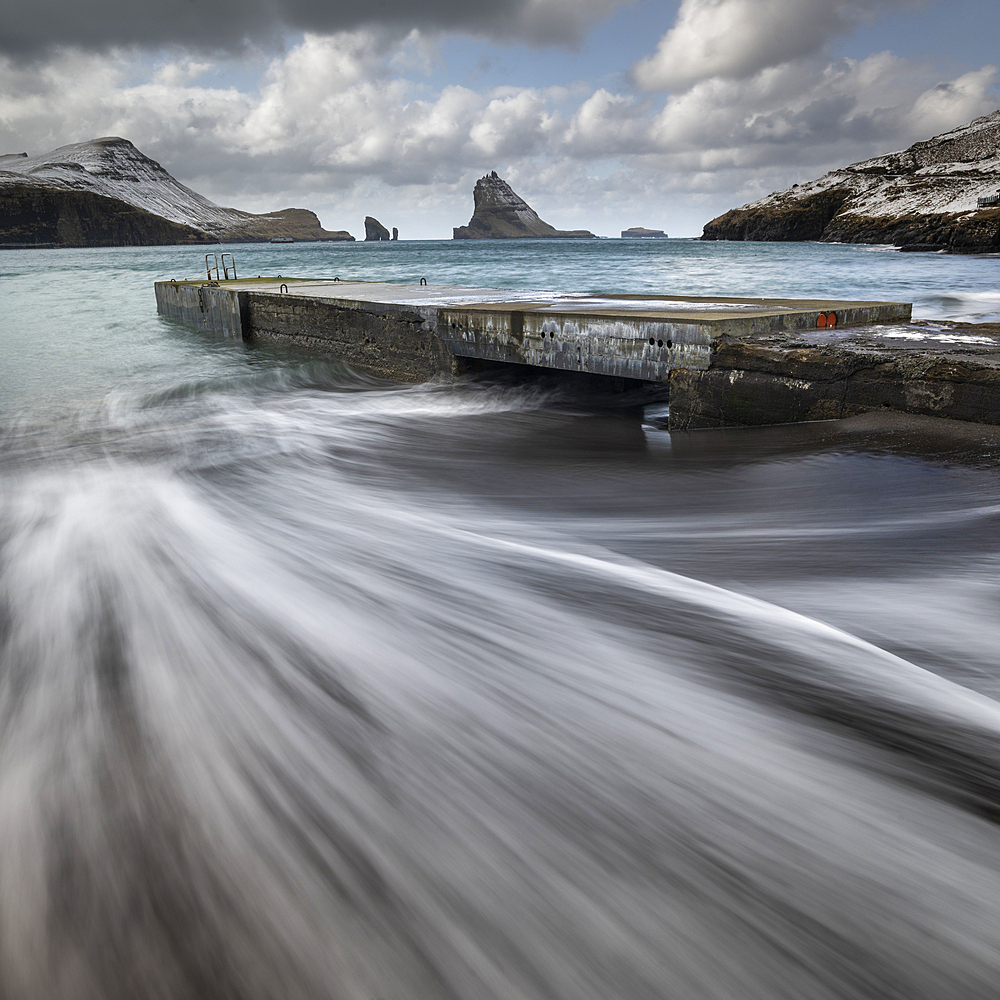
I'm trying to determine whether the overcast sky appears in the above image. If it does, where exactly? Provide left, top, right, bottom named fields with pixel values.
left=0, top=0, right=996, bottom=238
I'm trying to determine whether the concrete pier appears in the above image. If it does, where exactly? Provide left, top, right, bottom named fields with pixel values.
left=154, top=275, right=911, bottom=385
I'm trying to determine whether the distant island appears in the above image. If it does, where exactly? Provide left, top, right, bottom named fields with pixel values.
left=453, top=172, right=596, bottom=239
left=0, top=137, right=355, bottom=248
left=701, top=109, right=1000, bottom=253
left=621, top=227, right=667, bottom=238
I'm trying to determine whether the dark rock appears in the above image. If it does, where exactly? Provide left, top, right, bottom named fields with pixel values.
left=453, top=171, right=596, bottom=239
left=703, top=190, right=850, bottom=242
left=621, top=227, right=667, bottom=238
left=392, top=227, right=398, bottom=241
left=668, top=334, right=1000, bottom=430
left=0, top=183, right=209, bottom=247
left=365, top=216, right=391, bottom=241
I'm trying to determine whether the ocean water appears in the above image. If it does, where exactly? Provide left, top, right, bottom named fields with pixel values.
left=2, top=239, right=1000, bottom=999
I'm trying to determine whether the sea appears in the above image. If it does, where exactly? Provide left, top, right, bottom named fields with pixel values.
left=2, top=238, right=1000, bottom=999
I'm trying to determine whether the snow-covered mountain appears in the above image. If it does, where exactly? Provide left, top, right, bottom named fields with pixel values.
left=0, top=137, right=353, bottom=243
left=702, top=110, right=1000, bottom=250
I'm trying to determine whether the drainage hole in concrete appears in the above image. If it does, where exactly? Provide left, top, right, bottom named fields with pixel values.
left=648, top=338, right=655, bottom=345
left=667, top=339, right=673, bottom=349
left=657, top=340, right=663, bottom=348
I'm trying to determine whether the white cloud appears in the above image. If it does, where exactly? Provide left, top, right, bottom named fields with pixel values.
left=632, top=0, right=921, bottom=91
left=644, top=53, right=998, bottom=167
left=563, top=90, right=654, bottom=157
left=908, top=66, right=1000, bottom=138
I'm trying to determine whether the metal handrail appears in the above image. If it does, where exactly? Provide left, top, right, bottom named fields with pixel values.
left=205, top=253, right=220, bottom=280
left=221, top=253, right=237, bottom=280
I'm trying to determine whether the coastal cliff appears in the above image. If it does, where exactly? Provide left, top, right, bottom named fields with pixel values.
left=453, top=172, right=596, bottom=239
left=702, top=110, right=1000, bottom=251
left=0, top=183, right=208, bottom=247
left=0, top=137, right=355, bottom=247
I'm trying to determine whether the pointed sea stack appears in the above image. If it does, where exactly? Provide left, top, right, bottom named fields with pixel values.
left=701, top=109, right=1000, bottom=252
left=453, top=172, right=596, bottom=239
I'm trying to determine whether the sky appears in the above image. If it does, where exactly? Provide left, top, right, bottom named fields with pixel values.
left=0, top=0, right=996, bottom=239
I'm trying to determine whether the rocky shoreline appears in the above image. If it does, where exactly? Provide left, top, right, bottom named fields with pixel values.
left=702, top=110, right=1000, bottom=253
left=668, top=322, right=1000, bottom=430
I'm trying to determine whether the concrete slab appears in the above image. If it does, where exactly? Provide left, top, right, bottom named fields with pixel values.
left=154, top=275, right=912, bottom=384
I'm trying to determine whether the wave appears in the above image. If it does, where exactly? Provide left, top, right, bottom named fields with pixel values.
left=2, top=378, right=1000, bottom=998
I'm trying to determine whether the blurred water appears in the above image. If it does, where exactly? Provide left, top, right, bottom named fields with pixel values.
left=2, top=241, right=1000, bottom=998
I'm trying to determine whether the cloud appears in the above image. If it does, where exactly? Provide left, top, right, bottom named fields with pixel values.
left=643, top=53, right=998, bottom=167
left=908, top=66, right=1000, bottom=138
left=0, top=0, right=625, bottom=58
left=0, top=30, right=995, bottom=237
left=632, top=0, right=921, bottom=91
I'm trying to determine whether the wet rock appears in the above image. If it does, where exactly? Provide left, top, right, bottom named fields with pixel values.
left=669, top=333, right=1000, bottom=430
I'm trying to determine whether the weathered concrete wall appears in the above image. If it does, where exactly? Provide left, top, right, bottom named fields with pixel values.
left=436, top=307, right=710, bottom=381
left=669, top=338, right=1000, bottom=430
left=154, top=281, right=244, bottom=339
left=243, top=293, right=460, bottom=382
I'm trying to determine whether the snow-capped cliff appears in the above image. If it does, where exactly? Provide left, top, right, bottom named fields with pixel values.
left=0, top=137, right=353, bottom=243
left=702, top=110, right=1000, bottom=250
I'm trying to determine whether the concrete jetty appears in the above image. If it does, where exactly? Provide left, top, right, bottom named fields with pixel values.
left=154, top=275, right=910, bottom=389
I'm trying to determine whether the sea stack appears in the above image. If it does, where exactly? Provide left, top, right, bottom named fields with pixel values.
left=365, top=216, right=391, bottom=241
left=701, top=109, right=1000, bottom=252
left=453, top=172, right=596, bottom=239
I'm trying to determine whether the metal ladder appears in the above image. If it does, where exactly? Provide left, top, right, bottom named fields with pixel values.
left=205, top=253, right=238, bottom=280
